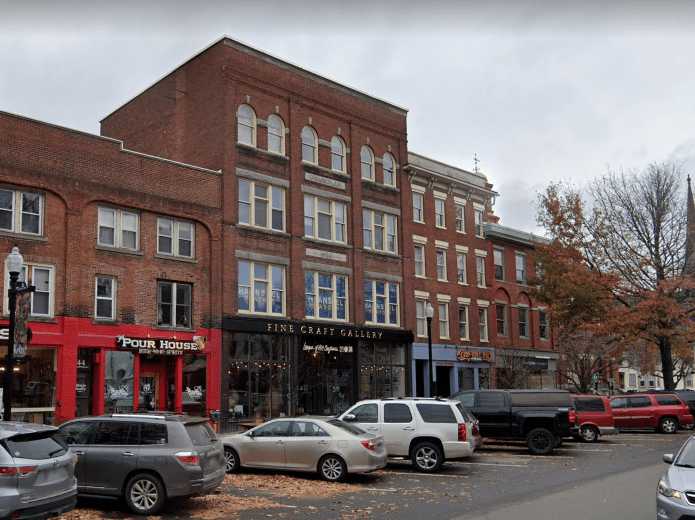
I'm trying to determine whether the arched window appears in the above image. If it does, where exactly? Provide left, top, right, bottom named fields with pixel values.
left=267, top=114, right=285, bottom=155
left=331, top=136, right=346, bottom=172
left=237, top=104, right=256, bottom=146
left=301, top=126, right=318, bottom=164
left=360, top=145, right=374, bottom=180
left=383, top=152, right=396, bottom=187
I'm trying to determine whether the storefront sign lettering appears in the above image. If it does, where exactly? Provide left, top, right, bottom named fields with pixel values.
left=116, top=335, right=206, bottom=355
left=264, top=322, right=384, bottom=339
left=302, top=343, right=353, bottom=354
left=456, top=350, right=493, bottom=363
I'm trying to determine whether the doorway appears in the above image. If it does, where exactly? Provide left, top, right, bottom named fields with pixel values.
left=139, top=360, right=169, bottom=411
left=436, top=366, right=452, bottom=397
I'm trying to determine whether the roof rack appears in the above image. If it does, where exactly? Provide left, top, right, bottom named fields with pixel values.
left=381, top=396, right=449, bottom=401
left=111, top=413, right=168, bottom=420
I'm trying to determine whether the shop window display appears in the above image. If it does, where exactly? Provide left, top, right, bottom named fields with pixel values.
left=359, top=341, right=406, bottom=400
left=183, top=354, right=206, bottom=416
left=0, top=346, right=56, bottom=424
left=104, top=350, right=134, bottom=413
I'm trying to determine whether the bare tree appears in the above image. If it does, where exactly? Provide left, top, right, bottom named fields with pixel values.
left=496, top=351, right=531, bottom=389
left=559, top=330, right=619, bottom=393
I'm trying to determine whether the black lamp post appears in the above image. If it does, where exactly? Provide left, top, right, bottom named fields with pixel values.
left=426, top=302, right=435, bottom=397
left=4, top=246, right=23, bottom=421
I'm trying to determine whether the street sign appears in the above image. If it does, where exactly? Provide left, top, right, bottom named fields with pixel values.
left=13, top=291, right=31, bottom=359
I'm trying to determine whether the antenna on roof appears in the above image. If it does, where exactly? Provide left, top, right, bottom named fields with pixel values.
left=473, top=153, right=480, bottom=174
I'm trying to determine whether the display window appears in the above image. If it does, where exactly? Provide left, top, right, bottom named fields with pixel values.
left=0, top=346, right=56, bottom=424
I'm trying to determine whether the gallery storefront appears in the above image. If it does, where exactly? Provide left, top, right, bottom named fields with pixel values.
left=495, top=348, right=559, bottom=389
left=411, top=344, right=495, bottom=397
left=221, top=317, right=413, bottom=430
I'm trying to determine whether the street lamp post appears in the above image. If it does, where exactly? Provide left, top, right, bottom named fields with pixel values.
left=426, top=302, right=435, bottom=397
left=4, top=246, right=24, bottom=421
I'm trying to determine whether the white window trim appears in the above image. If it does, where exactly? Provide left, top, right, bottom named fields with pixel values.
left=474, top=207, right=485, bottom=238
left=0, top=189, right=44, bottom=236
left=436, top=249, right=448, bottom=282
left=518, top=305, right=530, bottom=339
left=156, top=217, right=196, bottom=258
left=475, top=254, right=486, bottom=288
left=237, top=104, right=257, bottom=147
left=435, top=240, right=449, bottom=249
left=238, top=261, right=286, bottom=317
left=411, top=183, right=427, bottom=194
left=438, top=302, right=450, bottom=339
left=97, top=206, right=140, bottom=251
left=414, top=244, right=426, bottom=278
left=305, top=271, right=349, bottom=322
left=494, top=247, right=505, bottom=281
left=415, top=297, right=429, bottom=338
left=331, top=136, right=347, bottom=174
left=479, top=307, right=489, bottom=343
left=301, top=126, right=318, bottom=164
left=5, top=263, right=55, bottom=318
left=239, top=179, right=286, bottom=233
left=454, top=201, right=466, bottom=235
left=412, top=191, right=425, bottom=224
left=458, top=304, right=470, bottom=341
left=538, top=308, right=549, bottom=340
left=413, top=235, right=428, bottom=245
left=364, top=280, right=400, bottom=326
left=157, top=281, right=193, bottom=329
left=363, top=208, right=398, bottom=254
left=305, top=195, right=347, bottom=244
left=94, top=275, right=117, bottom=321
left=361, top=145, right=375, bottom=181
left=434, top=196, right=447, bottom=229
left=515, top=251, right=528, bottom=283
left=266, top=114, right=286, bottom=156
left=456, top=252, right=468, bottom=285
left=382, top=153, right=397, bottom=188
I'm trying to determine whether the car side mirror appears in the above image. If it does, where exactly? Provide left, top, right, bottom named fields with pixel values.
left=247, top=430, right=256, bottom=438
left=663, top=454, right=674, bottom=464
left=343, top=414, right=356, bottom=422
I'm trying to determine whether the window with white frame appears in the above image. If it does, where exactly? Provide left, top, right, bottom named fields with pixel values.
left=479, top=307, right=489, bottom=342
left=515, top=252, right=527, bottom=283
left=539, top=309, right=549, bottom=339
left=459, top=305, right=469, bottom=340
left=237, top=104, right=256, bottom=146
left=305, top=271, right=348, bottom=321
left=363, top=280, right=399, bottom=325
left=438, top=302, right=450, bottom=339
left=494, top=248, right=505, bottom=280
left=157, top=281, right=192, bottom=329
left=434, top=197, right=446, bottom=228
left=412, top=191, right=424, bottom=223
left=97, top=207, right=139, bottom=251
left=456, top=252, right=467, bottom=284
left=157, top=217, right=195, bottom=258
left=238, top=260, right=285, bottom=316
left=518, top=306, right=529, bottom=338
left=628, top=373, right=637, bottom=387
left=239, top=179, right=285, bottom=232
left=6, top=264, right=54, bottom=317
left=436, top=249, right=447, bottom=281
left=496, top=303, right=508, bottom=336
left=0, top=189, right=43, bottom=235
left=383, top=153, right=396, bottom=187
left=360, top=146, right=374, bottom=180
left=475, top=254, right=486, bottom=287
left=267, top=114, right=285, bottom=155
left=95, top=276, right=116, bottom=320
left=301, top=126, right=318, bottom=164
left=331, top=136, right=346, bottom=173
left=455, top=203, right=465, bottom=233
left=414, top=245, right=426, bottom=277
left=362, top=209, right=397, bottom=254
left=304, top=195, right=346, bottom=243
left=416, top=298, right=428, bottom=338
left=474, top=207, right=485, bottom=237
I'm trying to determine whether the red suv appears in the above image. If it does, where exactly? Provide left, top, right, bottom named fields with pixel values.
left=571, top=395, right=616, bottom=442
left=609, top=393, right=694, bottom=433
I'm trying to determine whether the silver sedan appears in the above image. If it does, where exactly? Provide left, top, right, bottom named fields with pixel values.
left=221, top=418, right=386, bottom=481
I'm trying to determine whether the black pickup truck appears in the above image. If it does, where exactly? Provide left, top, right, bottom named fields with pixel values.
left=451, top=389, right=573, bottom=455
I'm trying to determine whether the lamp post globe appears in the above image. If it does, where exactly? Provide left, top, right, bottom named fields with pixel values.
left=6, top=246, right=23, bottom=275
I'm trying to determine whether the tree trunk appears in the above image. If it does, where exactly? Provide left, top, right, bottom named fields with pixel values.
left=659, top=337, right=675, bottom=390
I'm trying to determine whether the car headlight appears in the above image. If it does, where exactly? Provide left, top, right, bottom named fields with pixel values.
left=658, top=479, right=684, bottom=500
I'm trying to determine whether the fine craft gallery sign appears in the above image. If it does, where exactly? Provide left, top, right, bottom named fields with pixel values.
left=116, top=335, right=206, bottom=355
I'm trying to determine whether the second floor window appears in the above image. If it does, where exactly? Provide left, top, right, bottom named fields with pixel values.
left=476, top=255, right=486, bottom=287
left=6, top=264, right=53, bottom=317
left=516, top=252, right=527, bottom=283
left=455, top=203, right=465, bottom=233
left=479, top=307, right=489, bottom=342
left=414, top=245, right=425, bottom=277
left=301, top=126, right=318, bottom=164
left=363, top=280, right=399, bottom=325
left=331, top=136, right=346, bottom=173
left=496, top=303, right=507, bottom=336
left=435, top=198, right=446, bottom=228
left=305, top=196, right=346, bottom=243
left=459, top=305, right=469, bottom=340
left=363, top=209, right=397, bottom=254
left=305, top=271, right=348, bottom=321
left=98, top=207, right=139, bottom=251
left=456, top=252, right=467, bottom=284
left=239, top=179, right=285, bottom=232
left=238, top=260, right=285, bottom=316
left=436, top=249, right=447, bottom=281
left=494, top=249, right=505, bottom=280
left=438, top=302, right=449, bottom=339
left=157, top=281, right=192, bottom=329
left=539, top=309, right=549, bottom=339
left=95, top=276, right=116, bottom=321
left=237, top=104, right=256, bottom=146
left=518, top=306, right=529, bottom=338
left=361, top=146, right=374, bottom=180
left=0, top=189, right=43, bottom=235
left=412, top=192, right=424, bottom=223
left=415, top=299, right=428, bottom=337
left=157, top=218, right=194, bottom=258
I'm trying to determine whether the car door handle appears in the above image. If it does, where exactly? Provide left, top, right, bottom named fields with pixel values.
left=402, top=426, right=416, bottom=431
left=366, top=427, right=379, bottom=431
left=121, top=451, right=135, bottom=457
left=73, top=450, right=85, bottom=456
left=318, top=440, right=329, bottom=445
left=275, top=440, right=284, bottom=444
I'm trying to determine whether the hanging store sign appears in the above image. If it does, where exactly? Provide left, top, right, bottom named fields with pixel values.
left=456, top=349, right=494, bottom=363
left=116, top=335, right=206, bottom=355
left=265, top=322, right=384, bottom=339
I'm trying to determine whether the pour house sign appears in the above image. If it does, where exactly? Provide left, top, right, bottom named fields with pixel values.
left=116, top=335, right=206, bottom=355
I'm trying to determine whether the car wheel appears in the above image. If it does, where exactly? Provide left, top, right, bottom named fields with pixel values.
left=526, top=427, right=556, bottom=455
left=318, top=455, right=347, bottom=482
left=411, top=441, right=444, bottom=472
left=224, top=447, right=240, bottom=473
left=579, top=425, right=599, bottom=443
left=659, top=417, right=679, bottom=434
left=125, top=473, right=165, bottom=515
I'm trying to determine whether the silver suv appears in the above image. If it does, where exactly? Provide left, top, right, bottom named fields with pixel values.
left=0, top=421, right=77, bottom=518
left=338, top=398, right=480, bottom=472
left=59, top=414, right=225, bottom=515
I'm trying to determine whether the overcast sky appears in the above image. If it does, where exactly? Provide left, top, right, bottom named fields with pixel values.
left=3, top=1, right=695, bottom=232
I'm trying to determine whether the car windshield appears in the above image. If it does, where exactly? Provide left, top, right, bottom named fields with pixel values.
left=675, top=439, right=695, bottom=467
left=328, top=419, right=366, bottom=436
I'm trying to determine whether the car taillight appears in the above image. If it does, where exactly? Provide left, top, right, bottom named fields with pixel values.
left=569, top=409, right=577, bottom=425
left=175, top=451, right=199, bottom=466
left=361, top=439, right=377, bottom=451
left=458, top=423, right=467, bottom=442
left=0, top=465, right=37, bottom=476
left=473, top=422, right=480, bottom=436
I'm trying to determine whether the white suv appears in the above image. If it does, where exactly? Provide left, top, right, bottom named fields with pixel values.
left=338, top=398, right=480, bottom=472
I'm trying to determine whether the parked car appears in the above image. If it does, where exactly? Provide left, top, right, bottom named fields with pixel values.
left=657, top=436, right=695, bottom=519
left=571, top=394, right=617, bottom=442
left=451, top=389, right=573, bottom=455
left=648, top=389, right=695, bottom=419
left=58, top=413, right=225, bottom=515
left=338, top=397, right=479, bottom=472
left=0, top=421, right=77, bottom=519
left=610, top=393, right=694, bottom=433
left=221, top=417, right=386, bottom=481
